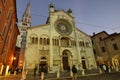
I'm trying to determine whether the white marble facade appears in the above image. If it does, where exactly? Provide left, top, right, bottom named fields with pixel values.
left=24, top=4, right=97, bottom=72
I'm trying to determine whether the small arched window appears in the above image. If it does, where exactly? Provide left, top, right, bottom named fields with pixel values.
left=82, top=41, right=85, bottom=47
left=79, top=41, right=82, bottom=47
left=57, top=39, right=59, bottom=46
left=55, top=39, right=57, bottom=46
left=47, top=38, right=49, bottom=45
left=32, top=37, right=34, bottom=43
left=52, top=39, right=54, bottom=45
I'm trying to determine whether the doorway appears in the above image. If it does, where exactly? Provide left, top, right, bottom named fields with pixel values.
left=62, top=52, right=69, bottom=70
left=81, top=57, right=86, bottom=69
left=39, top=57, right=47, bottom=66
left=39, top=57, right=48, bottom=73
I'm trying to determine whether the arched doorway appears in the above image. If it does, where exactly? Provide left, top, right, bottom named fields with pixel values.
left=81, top=57, right=86, bottom=69
left=62, top=50, right=71, bottom=70
left=62, top=53, right=68, bottom=70
left=39, top=57, right=48, bottom=73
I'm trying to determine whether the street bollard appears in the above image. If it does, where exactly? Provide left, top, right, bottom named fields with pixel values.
left=82, top=69, right=85, bottom=75
left=41, top=72, right=44, bottom=80
left=22, top=71, right=26, bottom=80
left=57, top=70, right=60, bottom=78
left=109, top=68, right=111, bottom=72
left=8, top=71, right=10, bottom=75
left=5, top=65, right=9, bottom=75
left=116, top=66, right=119, bottom=71
left=14, top=71, right=16, bottom=75
left=99, top=68, right=102, bottom=74
left=70, top=70, right=73, bottom=77
left=0, top=65, right=4, bottom=75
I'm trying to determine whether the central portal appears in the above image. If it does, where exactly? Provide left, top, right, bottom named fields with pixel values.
left=62, top=50, right=70, bottom=70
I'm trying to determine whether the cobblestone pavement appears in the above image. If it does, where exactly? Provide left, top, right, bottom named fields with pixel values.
left=0, top=72, right=120, bottom=80
left=26, top=72, right=120, bottom=80
left=76, top=72, right=120, bottom=80
left=0, top=74, right=22, bottom=80
left=45, top=72, right=120, bottom=80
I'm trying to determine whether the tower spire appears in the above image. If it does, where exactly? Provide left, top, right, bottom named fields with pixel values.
left=21, top=1, right=31, bottom=27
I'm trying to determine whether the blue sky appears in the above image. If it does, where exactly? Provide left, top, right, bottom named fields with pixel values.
left=16, top=0, right=120, bottom=35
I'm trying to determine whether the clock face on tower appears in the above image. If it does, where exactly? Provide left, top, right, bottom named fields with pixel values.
left=55, top=19, right=73, bottom=35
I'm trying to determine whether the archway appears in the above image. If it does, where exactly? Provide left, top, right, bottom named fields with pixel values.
left=39, top=57, right=48, bottom=73
left=62, top=53, right=68, bottom=70
left=62, top=50, right=71, bottom=70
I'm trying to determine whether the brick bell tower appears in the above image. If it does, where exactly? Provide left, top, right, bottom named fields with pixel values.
left=16, top=1, right=31, bottom=68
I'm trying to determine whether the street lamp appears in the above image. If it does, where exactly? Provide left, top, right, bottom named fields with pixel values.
left=12, top=57, right=17, bottom=69
left=12, top=57, right=16, bottom=60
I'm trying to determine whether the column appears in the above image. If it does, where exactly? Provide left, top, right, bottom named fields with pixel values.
left=38, top=37, right=40, bottom=64
left=49, top=20, right=54, bottom=68
left=5, top=65, right=9, bottom=75
left=0, top=65, right=4, bottom=75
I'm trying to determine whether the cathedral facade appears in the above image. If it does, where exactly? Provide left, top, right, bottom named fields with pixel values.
left=24, top=4, right=97, bottom=72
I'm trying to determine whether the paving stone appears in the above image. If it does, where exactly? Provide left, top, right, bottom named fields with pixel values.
left=1, top=71, right=120, bottom=80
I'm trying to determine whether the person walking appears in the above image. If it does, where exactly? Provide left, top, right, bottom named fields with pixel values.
left=72, top=65, right=77, bottom=80
left=102, top=64, right=107, bottom=73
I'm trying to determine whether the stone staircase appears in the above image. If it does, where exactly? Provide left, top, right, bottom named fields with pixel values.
left=26, top=70, right=40, bottom=80
left=76, top=69, right=99, bottom=75
left=25, top=69, right=101, bottom=80
left=44, top=72, right=57, bottom=79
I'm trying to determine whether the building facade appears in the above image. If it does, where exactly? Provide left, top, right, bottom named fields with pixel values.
left=16, top=2, right=31, bottom=68
left=24, top=4, right=97, bottom=72
left=0, top=0, right=19, bottom=75
left=92, top=31, right=120, bottom=66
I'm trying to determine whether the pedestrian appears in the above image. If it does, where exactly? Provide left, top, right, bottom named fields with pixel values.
left=106, top=65, right=109, bottom=73
left=99, top=64, right=104, bottom=73
left=102, top=64, right=107, bottom=73
left=34, top=65, right=37, bottom=76
left=72, top=65, right=77, bottom=80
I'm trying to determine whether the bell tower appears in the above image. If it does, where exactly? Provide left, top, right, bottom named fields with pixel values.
left=17, top=1, right=31, bottom=68
left=49, top=3, right=55, bottom=13
left=19, top=2, right=31, bottom=27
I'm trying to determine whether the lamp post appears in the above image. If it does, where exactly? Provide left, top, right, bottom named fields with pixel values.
left=13, top=57, right=16, bottom=61
left=12, top=57, right=16, bottom=69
